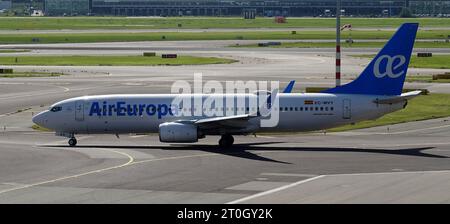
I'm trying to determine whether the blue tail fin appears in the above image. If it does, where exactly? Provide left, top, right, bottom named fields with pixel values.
left=322, top=23, right=418, bottom=96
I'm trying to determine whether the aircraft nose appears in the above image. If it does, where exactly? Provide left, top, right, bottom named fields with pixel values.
left=32, top=111, right=48, bottom=127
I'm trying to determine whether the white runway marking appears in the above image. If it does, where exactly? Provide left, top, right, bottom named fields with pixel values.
left=56, top=85, right=70, bottom=92
left=227, top=175, right=325, bottom=204
left=1, top=183, right=27, bottom=187
left=261, top=173, right=318, bottom=177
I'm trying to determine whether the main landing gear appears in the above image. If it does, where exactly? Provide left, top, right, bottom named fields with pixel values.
left=68, top=137, right=77, bottom=147
left=219, top=134, right=234, bottom=148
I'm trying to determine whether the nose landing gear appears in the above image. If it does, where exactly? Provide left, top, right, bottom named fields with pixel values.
left=57, top=132, right=78, bottom=147
left=219, top=134, right=234, bottom=148
left=68, top=137, right=77, bottom=147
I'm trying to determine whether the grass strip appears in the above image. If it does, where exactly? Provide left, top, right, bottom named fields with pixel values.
left=0, top=55, right=237, bottom=66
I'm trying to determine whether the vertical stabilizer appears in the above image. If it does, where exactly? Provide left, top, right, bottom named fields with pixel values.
left=322, top=23, right=418, bottom=96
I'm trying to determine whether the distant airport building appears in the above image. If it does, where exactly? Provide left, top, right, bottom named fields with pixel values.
left=44, top=0, right=90, bottom=16
left=42, top=0, right=450, bottom=17
left=0, top=0, right=11, bottom=10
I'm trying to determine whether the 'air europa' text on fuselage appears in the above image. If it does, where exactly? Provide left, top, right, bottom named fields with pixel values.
left=89, top=101, right=174, bottom=119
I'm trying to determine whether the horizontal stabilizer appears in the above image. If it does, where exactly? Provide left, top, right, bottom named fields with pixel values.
left=374, top=90, right=422, bottom=104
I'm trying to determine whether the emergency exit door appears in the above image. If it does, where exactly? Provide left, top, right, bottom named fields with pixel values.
left=343, top=99, right=351, bottom=119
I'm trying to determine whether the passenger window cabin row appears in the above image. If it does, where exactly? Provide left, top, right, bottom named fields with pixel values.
left=278, top=106, right=334, bottom=112
left=94, top=106, right=334, bottom=113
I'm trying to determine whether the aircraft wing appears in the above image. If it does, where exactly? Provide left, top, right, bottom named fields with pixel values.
left=374, top=90, right=422, bottom=104
left=195, top=114, right=254, bottom=125
left=193, top=114, right=259, bottom=133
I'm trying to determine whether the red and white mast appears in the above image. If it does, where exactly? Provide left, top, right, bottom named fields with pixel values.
left=336, top=0, right=341, bottom=87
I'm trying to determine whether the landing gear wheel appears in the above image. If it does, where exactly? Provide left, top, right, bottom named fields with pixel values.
left=219, top=134, right=234, bottom=148
left=68, top=138, right=77, bottom=147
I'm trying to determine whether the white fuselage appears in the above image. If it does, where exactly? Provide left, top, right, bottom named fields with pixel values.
left=33, top=93, right=405, bottom=135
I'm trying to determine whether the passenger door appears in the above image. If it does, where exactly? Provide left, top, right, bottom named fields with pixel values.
left=75, top=100, right=84, bottom=121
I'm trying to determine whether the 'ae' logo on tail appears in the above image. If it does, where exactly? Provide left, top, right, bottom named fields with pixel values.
left=373, top=55, right=406, bottom=79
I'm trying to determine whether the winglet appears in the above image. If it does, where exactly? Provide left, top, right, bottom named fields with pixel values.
left=283, top=80, right=295, bottom=93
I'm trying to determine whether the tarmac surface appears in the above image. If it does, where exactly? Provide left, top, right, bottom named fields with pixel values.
left=0, top=39, right=449, bottom=203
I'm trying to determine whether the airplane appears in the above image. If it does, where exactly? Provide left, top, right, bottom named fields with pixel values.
left=33, top=23, right=420, bottom=148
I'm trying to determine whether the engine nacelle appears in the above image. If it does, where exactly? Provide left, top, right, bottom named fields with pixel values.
left=158, top=122, right=198, bottom=143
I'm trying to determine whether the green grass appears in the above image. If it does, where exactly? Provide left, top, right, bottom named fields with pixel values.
left=0, top=72, right=65, bottom=78
left=410, top=55, right=450, bottom=69
left=0, top=17, right=449, bottom=30
left=330, top=94, right=450, bottom=132
left=0, top=29, right=449, bottom=44
left=0, top=49, right=30, bottom=53
left=406, top=75, right=450, bottom=83
left=234, top=41, right=450, bottom=48
left=354, top=54, right=450, bottom=69
left=0, top=55, right=237, bottom=66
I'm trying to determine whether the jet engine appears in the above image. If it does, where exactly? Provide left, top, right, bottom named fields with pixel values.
left=158, top=122, right=198, bottom=143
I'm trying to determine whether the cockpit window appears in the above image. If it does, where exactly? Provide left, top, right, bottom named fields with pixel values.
left=50, top=106, right=62, bottom=112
